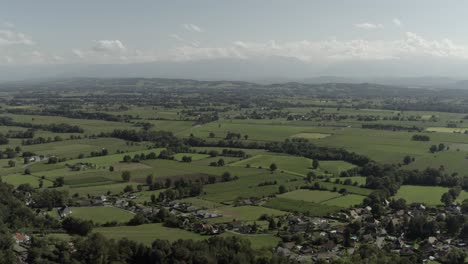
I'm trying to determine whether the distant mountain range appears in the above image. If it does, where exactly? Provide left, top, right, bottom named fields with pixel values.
left=2, top=58, right=468, bottom=89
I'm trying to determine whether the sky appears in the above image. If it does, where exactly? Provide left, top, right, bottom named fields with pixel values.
left=2, top=0, right=468, bottom=80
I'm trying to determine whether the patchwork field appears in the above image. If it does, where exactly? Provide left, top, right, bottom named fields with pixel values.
left=395, top=185, right=468, bottom=206
left=68, top=206, right=134, bottom=224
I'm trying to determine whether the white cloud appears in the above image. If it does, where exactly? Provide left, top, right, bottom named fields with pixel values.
left=2, top=21, right=14, bottom=28
left=92, top=40, right=126, bottom=52
left=392, top=18, right=403, bottom=27
left=170, top=34, right=199, bottom=47
left=0, top=29, right=34, bottom=46
left=72, top=49, right=85, bottom=58
left=354, top=23, right=384, bottom=30
left=168, top=32, right=468, bottom=62
left=182, top=23, right=204, bottom=33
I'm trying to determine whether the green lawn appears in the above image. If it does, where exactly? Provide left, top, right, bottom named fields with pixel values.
left=70, top=206, right=134, bottom=223
left=263, top=197, right=341, bottom=216
left=278, top=189, right=341, bottom=203
left=95, top=223, right=280, bottom=249
left=395, top=185, right=468, bottom=206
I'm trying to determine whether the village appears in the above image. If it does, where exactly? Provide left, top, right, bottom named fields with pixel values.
left=11, top=184, right=468, bottom=264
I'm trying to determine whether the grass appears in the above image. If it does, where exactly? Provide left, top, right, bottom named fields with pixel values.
left=95, top=223, right=205, bottom=244
left=278, top=189, right=341, bottom=203
left=322, top=194, right=366, bottom=207
left=395, top=185, right=468, bottom=206
left=205, top=205, right=286, bottom=223
left=201, top=171, right=302, bottom=203
left=276, top=189, right=365, bottom=208
left=69, top=206, right=134, bottom=223
left=1, top=174, right=53, bottom=188
left=173, top=153, right=210, bottom=161
left=263, top=197, right=341, bottom=216
left=290, top=133, right=331, bottom=139
left=95, top=223, right=280, bottom=249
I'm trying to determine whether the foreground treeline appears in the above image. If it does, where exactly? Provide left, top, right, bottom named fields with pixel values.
left=27, top=235, right=289, bottom=264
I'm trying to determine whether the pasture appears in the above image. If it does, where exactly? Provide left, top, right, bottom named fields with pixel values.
left=68, top=206, right=134, bottom=224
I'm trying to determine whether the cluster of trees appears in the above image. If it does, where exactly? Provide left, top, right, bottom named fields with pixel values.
left=22, top=135, right=63, bottom=145
left=106, top=129, right=186, bottom=150
left=430, top=143, right=446, bottom=153
left=209, top=158, right=226, bottom=167
left=412, top=134, right=430, bottom=141
left=441, top=186, right=463, bottom=206
left=0, top=147, right=18, bottom=159
left=26, top=234, right=288, bottom=264
left=6, top=108, right=134, bottom=122
left=0, top=133, right=8, bottom=144
left=265, top=138, right=370, bottom=166
left=0, top=116, right=84, bottom=133
left=6, top=129, right=34, bottom=138
left=220, top=148, right=247, bottom=157
left=90, top=148, right=108, bottom=157
left=156, top=178, right=204, bottom=203
left=361, top=124, right=422, bottom=132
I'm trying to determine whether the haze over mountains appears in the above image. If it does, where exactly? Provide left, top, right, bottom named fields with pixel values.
left=2, top=58, right=468, bottom=89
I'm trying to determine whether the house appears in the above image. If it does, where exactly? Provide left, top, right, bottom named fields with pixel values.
left=229, top=221, right=243, bottom=229
left=57, top=206, right=72, bottom=218
left=115, top=199, right=129, bottom=207
left=14, top=232, right=30, bottom=244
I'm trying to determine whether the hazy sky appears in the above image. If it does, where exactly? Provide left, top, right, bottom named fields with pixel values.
left=2, top=1, right=468, bottom=78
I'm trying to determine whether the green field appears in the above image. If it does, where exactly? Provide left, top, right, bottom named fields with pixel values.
left=395, top=185, right=468, bottom=206
left=290, top=133, right=331, bottom=139
left=68, top=206, right=134, bottom=223
left=95, top=223, right=280, bottom=249
left=263, top=197, right=341, bottom=216
left=278, top=189, right=341, bottom=203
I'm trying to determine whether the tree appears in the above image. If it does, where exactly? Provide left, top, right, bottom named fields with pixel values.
left=121, top=171, right=131, bottom=182
left=209, top=132, right=215, bottom=138
left=24, top=168, right=31, bottom=175
left=403, top=155, right=412, bottom=165
left=164, top=178, right=172, bottom=188
left=123, top=185, right=134, bottom=193
left=306, top=171, right=316, bottom=182
left=7, top=160, right=15, bottom=167
left=269, top=163, right=277, bottom=171
left=181, top=156, right=192, bottom=162
left=444, top=248, right=466, bottom=264
left=268, top=218, right=276, bottom=230
left=278, top=185, right=287, bottom=194
left=441, top=192, right=454, bottom=206
left=123, top=155, right=132, bottom=162
left=53, top=176, right=65, bottom=187
left=217, top=158, right=225, bottom=167
left=146, top=174, right=154, bottom=186
left=62, top=217, right=93, bottom=236
left=438, top=143, right=446, bottom=152
left=312, top=159, right=319, bottom=169
left=430, top=145, right=438, bottom=153
left=128, top=213, right=148, bottom=226
left=109, top=166, right=114, bottom=172
left=38, top=179, right=44, bottom=188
